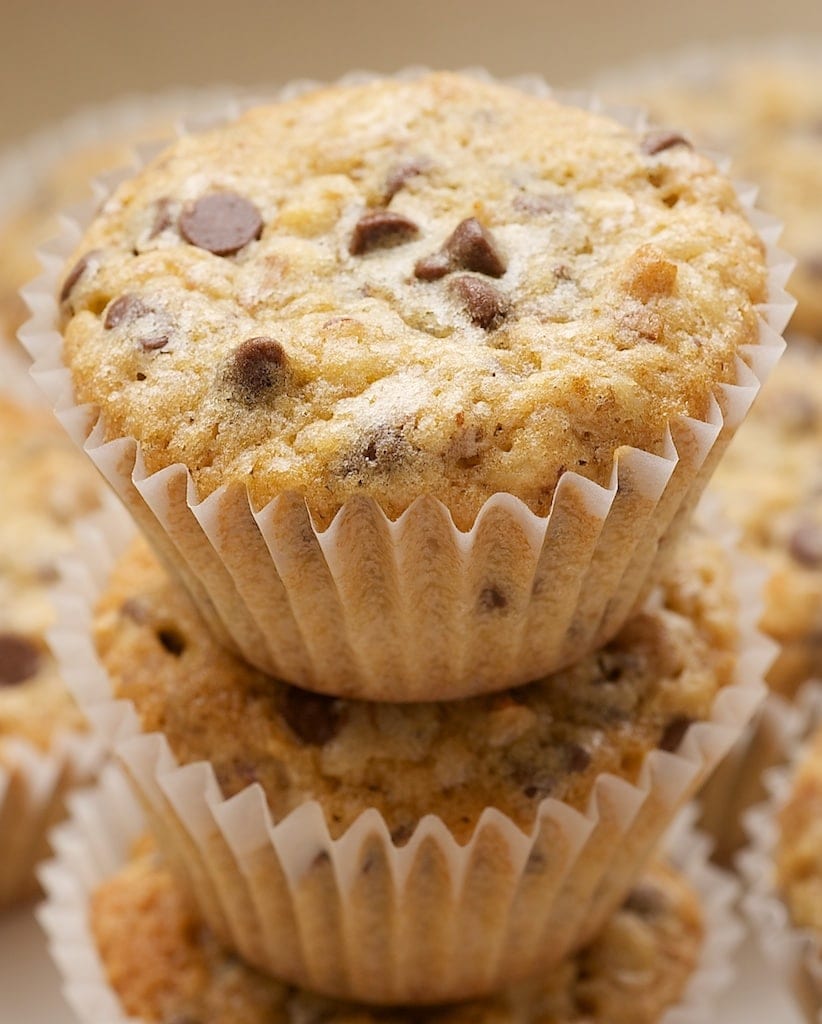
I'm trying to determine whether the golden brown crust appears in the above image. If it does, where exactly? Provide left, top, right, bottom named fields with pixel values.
left=61, top=72, right=766, bottom=530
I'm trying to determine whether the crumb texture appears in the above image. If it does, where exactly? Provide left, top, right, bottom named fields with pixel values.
left=61, top=72, right=766, bottom=528
left=94, top=528, right=739, bottom=840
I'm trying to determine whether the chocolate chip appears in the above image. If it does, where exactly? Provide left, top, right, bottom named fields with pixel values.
left=349, top=211, right=419, bottom=255
left=104, top=293, right=148, bottom=329
left=478, top=586, right=507, bottom=612
left=150, top=197, right=174, bottom=239
left=623, top=883, right=669, bottom=918
left=413, top=251, right=452, bottom=281
left=342, top=425, right=411, bottom=477
left=789, top=522, right=822, bottom=569
left=415, top=217, right=506, bottom=281
left=450, top=275, right=509, bottom=330
left=281, top=687, right=344, bottom=746
left=595, top=650, right=625, bottom=684
left=383, top=158, right=428, bottom=202
left=390, top=823, right=414, bottom=846
left=0, top=633, right=42, bottom=686
left=139, top=333, right=170, bottom=351
left=565, top=744, right=592, bottom=774
left=156, top=626, right=186, bottom=657
left=228, top=337, right=288, bottom=404
left=179, top=192, right=263, bottom=256
left=658, top=715, right=693, bottom=752
left=60, top=250, right=102, bottom=303
left=640, top=130, right=693, bottom=156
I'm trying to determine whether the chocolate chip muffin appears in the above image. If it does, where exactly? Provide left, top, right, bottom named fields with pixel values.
left=775, top=724, right=822, bottom=939
left=602, top=47, right=822, bottom=339
left=61, top=72, right=765, bottom=528
left=0, top=395, right=104, bottom=906
left=710, top=345, right=822, bottom=698
left=88, top=525, right=747, bottom=1001
left=91, top=843, right=704, bottom=1024
left=42, top=71, right=775, bottom=699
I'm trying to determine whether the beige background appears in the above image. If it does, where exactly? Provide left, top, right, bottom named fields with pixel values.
left=1, top=0, right=820, bottom=147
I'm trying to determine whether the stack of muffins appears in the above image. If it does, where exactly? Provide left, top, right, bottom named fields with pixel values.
left=25, top=72, right=791, bottom=1021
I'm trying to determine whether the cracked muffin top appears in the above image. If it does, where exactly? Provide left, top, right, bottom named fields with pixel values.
left=92, top=843, right=703, bottom=1024
left=93, top=527, right=739, bottom=841
left=60, top=72, right=766, bottom=529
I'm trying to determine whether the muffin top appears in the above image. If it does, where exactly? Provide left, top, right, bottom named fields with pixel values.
left=777, top=724, right=822, bottom=935
left=94, top=528, right=739, bottom=841
left=0, top=396, right=101, bottom=748
left=604, top=50, right=822, bottom=339
left=60, top=72, right=766, bottom=529
left=92, top=843, right=703, bottom=1024
left=710, top=346, right=822, bottom=697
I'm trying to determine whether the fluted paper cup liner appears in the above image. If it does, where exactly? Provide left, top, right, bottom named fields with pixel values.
left=37, top=770, right=742, bottom=1024
left=45, top=495, right=772, bottom=1004
left=740, top=682, right=822, bottom=1023
left=699, top=692, right=806, bottom=866
left=20, top=70, right=793, bottom=702
left=0, top=732, right=103, bottom=909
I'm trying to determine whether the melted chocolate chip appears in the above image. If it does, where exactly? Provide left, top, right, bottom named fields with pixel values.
left=640, top=130, right=693, bottom=156
left=104, top=293, right=148, bottom=329
left=450, top=275, right=509, bottom=330
left=623, top=883, right=669, bottom=918
left=0, top=633, right=42, bottom=686
left=349, top=211, right=419, bottom=255
left=789, top=522, right=822, bottom=569
left=179, top=192, right=263, bottom=256
left=60, top=250, right=102, bottom=303
left=478, top=586, right=507, bottom=612
left=383, top=158, right=429, bottom=202
left=228, top=337, right=288, bottom=404
left=658, top=715, right=693, bottom=753
left=415, top=217, right=506, bottom=281
left=281, top=687, right=344, bottom=746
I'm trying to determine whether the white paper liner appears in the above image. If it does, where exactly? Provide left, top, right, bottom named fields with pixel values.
left=740, top=681, right=822, bottom=1023
left=0, top=731, right=103, bottom=909
left=19, top=70, right=794, bottom=702
left=37, top=771, right=742, bottom=1024
left=698, top=692, right=804, bottom=866
left=45, top=492, right=773, bottom=1003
